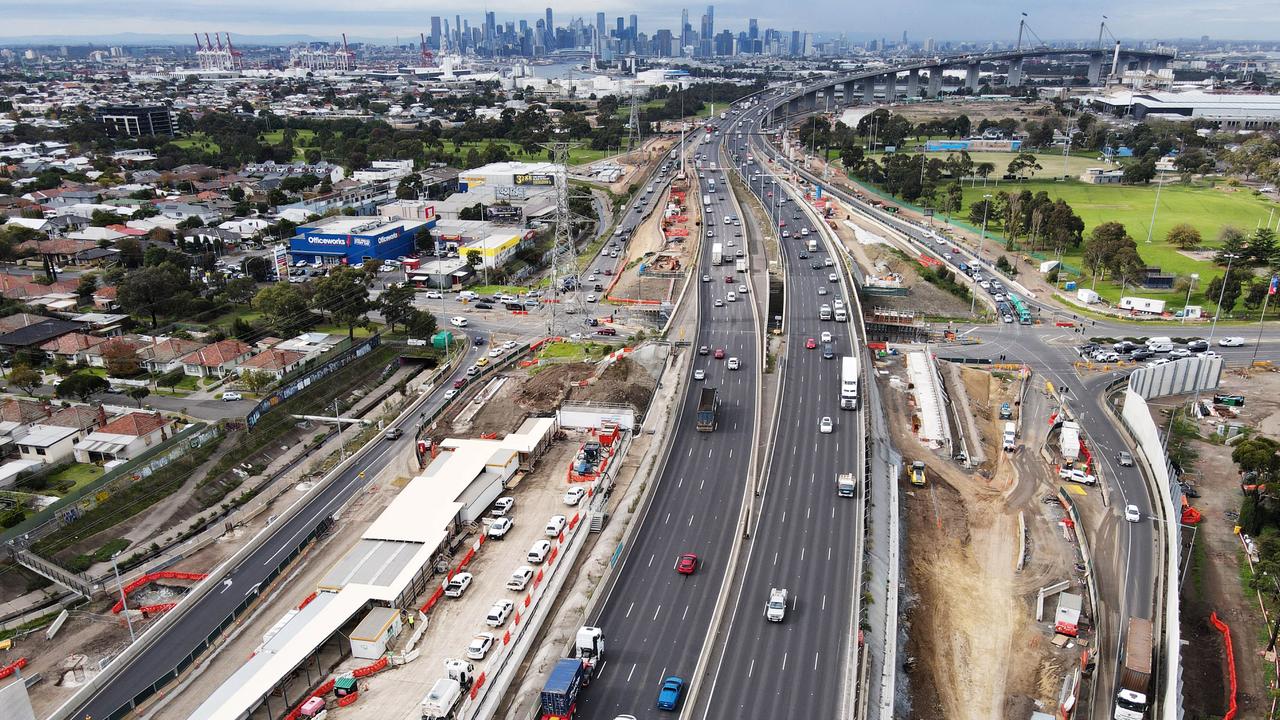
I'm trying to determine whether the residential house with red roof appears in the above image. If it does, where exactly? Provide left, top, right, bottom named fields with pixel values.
left=73, top=411, right=173, bottom=463
left=138, top=337, right=206, bottom=373
left=236, top=348, right=305, bottom=381
left=179, top=339, right=254, bottom=377
left=40, top=332, right=108, bottom=364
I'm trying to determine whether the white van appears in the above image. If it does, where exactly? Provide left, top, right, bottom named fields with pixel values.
left=450, top=316, right=469, bottom=327
left=1001, top=421, right=1017, bottom=451
left=458, top=290, right=478, bottom=301
left=726, top=291, right=737, bottom=303
left=1148, top=342, right=1174, bottom=353
left=1145, top=336, right=1172, bottom=348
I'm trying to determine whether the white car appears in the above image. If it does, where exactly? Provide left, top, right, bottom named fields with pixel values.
left=765, top=587, right=788, bottom=622
left=702, top=274, right=711, bottom=282
left=545, top=515, right=567, bottom=537
left=694, top=369, right=706, bottom=381
left=443, top=388, right=459, bottom=401
left=488, top=348, right=503, bottom=358
left=1219, top=336, right=1246, bottom=347
left=503, top=340, right=517, bottom=350
left=820, top=331, right=833, bottom=343
left=727, top=357, right=741, bottom=370
left=424, top=290, right=443, bottom=299
left=506, top=566, right=535, bottom=591
left=443, top=572, right=473, bottom=598
left=1169, top=348, right=1191, bottom=358
left=491, top=496, right=514, bottom=517
left=738, top=284, right=747, bottom=294
left=817, top=287, right=827, bottom=295
left=450, top=316, right=469, bottom=327
left=1124, top=504, right=1142, bottom=523
left=828, top=273, right=838, bottom=283
left=714, top=298, right=724, bottom=307
left=485, top=600, right=515, bottom=627
left=527, top=540, right=552, bottom=564
left=563, top=487, right=587, bottom=506
left=221, top=392, right=242, bottom=401
left=586, top=294, right=598, bottom=303
left=1059, top=468, right=1098, bottom=485
left=487, top=517, right=514, bottom=539
left=466, top=632, right=495, bottom=660
left=819, top=417, right=833, bottom=434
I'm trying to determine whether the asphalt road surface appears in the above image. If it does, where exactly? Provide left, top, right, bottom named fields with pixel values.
left=576, top=108, right=762, bottom=720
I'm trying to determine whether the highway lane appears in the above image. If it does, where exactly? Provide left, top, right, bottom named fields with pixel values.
left=65, top=342, right=483, bottom=720
left=577, top=110, right=762, bottom=720
left=699, top=104, right=865, bottom=720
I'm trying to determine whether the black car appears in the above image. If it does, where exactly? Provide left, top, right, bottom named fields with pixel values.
left=698, top=345, right=709, bottom=355
left=1129, top=349, right=1154, bottom=361
left=475, top=302, right=494, bottom=309
left=1186, top=339, right=1209, bottom=352
left=811, top=262, right=822, bottom=270
left=798, top=252, right=809, bottom=259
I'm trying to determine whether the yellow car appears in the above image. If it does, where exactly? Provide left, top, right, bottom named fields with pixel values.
left=475, top=357, right=490, bottom=367
left=909, top=461, right=926, bottom=487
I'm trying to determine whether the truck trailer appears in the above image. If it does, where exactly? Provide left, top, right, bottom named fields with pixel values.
left=735, top=258, right=748, bottom=273
left=421, top=678, right=463, bottom=720
left=696, top=387, right=719, bottom=432
left=711, top=242, right=723, bottom=266
left=836, top=472, right=856, bottom=497
left=540, top=658, right=589, bottom=720
left=1114, top=617, right=1153, bottom=720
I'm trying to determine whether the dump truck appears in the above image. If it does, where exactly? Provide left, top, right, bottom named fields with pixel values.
left=836, top=472, right=856, bottom=497
left=1114, top=617, right=1153, bottom=720
left=421, top=678, right=463, bottom=720
left=696, top=387, right=719, bottom=432
left=540, top=658, right=589, bottom=720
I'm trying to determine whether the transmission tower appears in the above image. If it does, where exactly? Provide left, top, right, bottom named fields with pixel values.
left=626, top=94, right=642, bottom=155
left=546, top=141, right=579, bottom=336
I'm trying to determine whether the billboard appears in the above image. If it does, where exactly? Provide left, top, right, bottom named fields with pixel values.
left=272, top=244, right=289, bottom=280
left=514, top=173, right=555, bottom=187
left=485, top=205, right=524, bottom=224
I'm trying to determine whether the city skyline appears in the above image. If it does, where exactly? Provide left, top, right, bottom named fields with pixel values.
left=2, top=0, right=1279, bottom=44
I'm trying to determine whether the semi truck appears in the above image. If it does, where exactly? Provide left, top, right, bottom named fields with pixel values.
left=836, top=472, right=856, bottom=497
left=540, top=658, right=589, bottom=720
left=420, top=678, right=463, bottom=720
left=840, top=355, right=860, bottom=409
left=573, top=626, right=604, bottom=670
left=711, top=242, right=724, bottom=266
left=1114, top=617, right=1153, bottom=720
left=696, top=387, right=719, bottom=432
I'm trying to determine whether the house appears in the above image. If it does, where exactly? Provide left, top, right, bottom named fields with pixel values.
left=1079, top=167, right=1126, bottom=185
left=138, top=337, right=206, bottom=373
left=0, top=317, right=84, bottom=351
left=92, top=286, right=119, bottom=310
left=41, top=332, right=108, bottom=364
left=180, top=339, right=254, bottom=377
left=0, top=313, right=51, bottom=333
left=18, top=423, right=82, bottom=464
left=236, top=348, right=305, bottom=381
left=47, top=404, right=107, bottom=434
left=86, top=335, right=145, bottom=370
left=73, top=411, right=172, bottom=463
left=17, top=238, right=100, bottom=265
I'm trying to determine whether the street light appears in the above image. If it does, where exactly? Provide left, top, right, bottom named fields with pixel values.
left=1207, top=254, right=1237, bottom=345
left=111, top=551, right=136, bottom=643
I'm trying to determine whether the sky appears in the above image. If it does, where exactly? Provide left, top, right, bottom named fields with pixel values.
left=1, top=0, right=1278, bottom=43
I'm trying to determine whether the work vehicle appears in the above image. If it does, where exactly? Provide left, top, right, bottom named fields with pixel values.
left=696, top=387, right=720, bottom=432
left=1059, top=467, right=1097, bottom=485
left=656, top=676, right=685, bottom=711
left=420, top=677, right=463, bottom=720
left=486, top=599, right=515, bottom=627
left=999, top=403, right=1012, bottom=420
left=910, top=461, right=926, bottom=486
left=1055, top=592, right=1083, bottom=636
left=833, top=306, right=848, bottom=322
left=711, top=242, right=723, bottom=266
left=807, top=238, right=818, bottom=252
left=507, top=566, right=534, bottom=591
left=1114, top=617, right=1154, bottom=720
left=765, top=587, right=789, bottom=622
left=527, top=540, right=552, bottom=564
left=836, top=472, right=856, bottom=497
left=466, top=632, right=495, bottom=660
left=1002, top=421, right=1017, bottom=451
left=492, top=496, right=514, bottom=516
left=443, top=572, right=473, bottom=598
left=487, top=517, right=513, bottom=539
left=703, top=194, right=711, bottom=207
left=727, top=357, right=741, bottom=370
left=546, top=515, right=567, bottom=537
left=1219, top=336, right=1245, bottom=347
left=541, top=658, right=590, bottom=720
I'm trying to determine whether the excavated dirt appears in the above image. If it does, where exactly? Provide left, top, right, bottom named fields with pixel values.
left=570, top=356, right=657, bottom=411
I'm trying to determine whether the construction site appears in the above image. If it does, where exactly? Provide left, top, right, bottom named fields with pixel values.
left=604, top=177, right=700, bottom=307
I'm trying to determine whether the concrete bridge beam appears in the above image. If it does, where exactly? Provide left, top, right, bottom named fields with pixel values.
left=843, top=80, right=858, bottom=106
left=906, top=68, right=919, bottom=97
left=882, top=72, right=896, bottom=101
left=1088, top=53, right=1104, bottom=85
left=926, top=67, right=943, bottom=97
left=863, top=78, right=875, bottom=103
left=1007, top=56, right=1024, bottom=87
left=965, top=62, right=981, bottom=92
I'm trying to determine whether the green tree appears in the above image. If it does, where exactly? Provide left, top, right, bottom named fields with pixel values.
left=254, top=282, right=309, bottom=334
left=465, top=251, right=482, bottom=269
left=117, top=265, right=188, bottom=327
left=127, top=386, right=151, bottom=408
left=244, top=256, right=271, bottom=282
left=75, top=273, right=98, bottom=305
left=310, top=266, right=371, bottom=339
left=1006, top=153, right=1042, bottom=178
left=974, top=162, right=995, bottom=184
left=56, top=372, right=109, bottom=402
left=967, top=198, right=995, bottom=227
left=1247, top=228, right=1278, bottom=267
left=405, top=308, right=438, bottom=339
left=379, top=283, right=416, bottom=332
left=1232, top=436, right=1280, bottom=480
left=224, top=277, right=258, bottom=306
left=239, top=370, right=276, bottom=394
left=1166, top=223, right=1202, bottom=250
left=415, top=226, right=435, bottom=253
left=1206, top=269, right=1244, bottom=315
left=8, top=364, right=43, bottom=396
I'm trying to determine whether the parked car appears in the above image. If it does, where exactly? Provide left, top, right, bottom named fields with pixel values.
left=466, top=632, right=495, bottom=660
left=487, top=517, right=513, bottom=539
left=563, top=487, right=587, bottom=506
left=545, top=515, right=567, bottom=537
left=443, top=572, right=473, bottom=598
left=221, top=392, right=242, bottom=401
left=506, top=566, right=534, bottom=591
left=491, top=496, right=514, bottom=516
left=527, top=540, right=552, bottom=564
left=485, top=600, right=515, bottom=627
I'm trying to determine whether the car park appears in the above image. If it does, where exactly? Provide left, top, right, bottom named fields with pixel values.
left=443, top=572, right=473, bottom=598
left=487, top=517, right=513, bottom=539
left=485, top=600, right=515, bottom=627
left=466, top=632, right=495, bottom=660
left=563, top=486, right=587, bottom=505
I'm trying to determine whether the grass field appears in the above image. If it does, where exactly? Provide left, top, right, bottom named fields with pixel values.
left=537, top=341, right=609, bottom=362
left=171, top=132, right=221, bottom=154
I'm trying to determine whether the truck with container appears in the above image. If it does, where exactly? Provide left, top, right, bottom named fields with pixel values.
left=836, top=472, right=856, bottom=497
left=1114, top=617, right=1153, bottom=720
left=833, top=305, right=848, bottom=322
left=1054, top=592, right=1082, bottom=636
left=540, top=658, right=590, bottom=720
left=711, top=242, right=724, bottom=266
left=1060, top=421, right=1081, bottom=462
left=696, top=387, right=719, bottom=432
left=807, top=238, right=818, bottom=252
left=735, top=258, right=748, bottom=273
left=840, top=355, right=860, bottom=409
left=573, top=626, right=604, bottom=670
left=420, top=678, right=463, bottom=720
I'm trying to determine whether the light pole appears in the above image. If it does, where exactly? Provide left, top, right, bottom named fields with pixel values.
left=1144, top=168, right=1166, bottom=244
left=1253, top=275, right=1276, bottom=364
left=1207, top=254, right=1237, bottom=345
left=1181, top=273, right=1198, bottom=324
left=978, top=193, right=993, bottom=266
left=112, top=551, right=136, bottom=643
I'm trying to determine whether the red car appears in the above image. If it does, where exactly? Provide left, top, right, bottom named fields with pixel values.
left=675, top=553, right=699, bottom=575
left=724, top=275, right=734, bottom=283
left=778, top=220, right=786, bottom=227
left=805, top=338, right=817, bottom=349
left=714, top=348, right=725, bottom=359
left=453, top=378, right=468, bottom=389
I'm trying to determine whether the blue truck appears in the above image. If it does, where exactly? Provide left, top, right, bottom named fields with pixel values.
left=540, top=658, right=589, bottom=720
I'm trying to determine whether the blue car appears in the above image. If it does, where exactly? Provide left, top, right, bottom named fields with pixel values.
left=656, top=676, right=685, bottom=711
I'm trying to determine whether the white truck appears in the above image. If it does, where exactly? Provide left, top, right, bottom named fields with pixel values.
left=735, top=258, right=748, bottom=273
left=1002, top=421, right=1017, bottom=451
left=1060, top=421, right=1081, bottom=461
left=807, top=238, right=818, bottom=252
left=836, top=472, right=856, bottom=497
left=833, top=305, right=848, bottom=322
left=421, top=678, right=463, bottom=720
left=819, top=304, right=832, bottom=321
left=711, top=242, right=724, bottom=266
left=703, top=193, right=711, bottom=207
left=766, top=587, right=789, bottom=622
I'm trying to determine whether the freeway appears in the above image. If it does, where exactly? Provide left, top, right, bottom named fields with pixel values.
left=577, top=107, right=763, bottom=719
left=699, top=94, right=866, bottom=719
left=60, top=341, right=484, bottom=720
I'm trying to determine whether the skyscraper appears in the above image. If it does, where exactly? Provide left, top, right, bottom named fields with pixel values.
left=628, top=14, right=638, bottom=42
left=545, top=8, right=555, bottom=49
left=596, top=12, right=606, bottom=55
left=699, top=5, right=715, bottom=57
left=484, top=11, right=496, bottom=51
left=681, top=9, right=690, bottom=55
left=748, top=18, right=758, bottom=54
left=430, top=16, right=442, bottom=50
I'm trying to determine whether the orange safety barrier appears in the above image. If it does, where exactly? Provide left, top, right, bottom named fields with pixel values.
left=338, top=691, right=360, bottom=707
left=298, top=592, right=318, bottom=610
left=568, top=513, right=580, bottom=530
left=917, top=255, right=942, bottom=268
left=503, top=630, right=511, bottom=645
left=867, top=341, right=887, bottom=351
left=138, top=602, right=177, bottom=615
left=352, top=656, right=388, bottom=678
left=1210, top=612, right=1238, bottom=720
left=0, top=658, right=28, bottom=680
left=535, top=569, right=544, bottom=586
left=419, top=586, right=444, bottom=613
left=524, top=594, right=531, bottom=607
left=547, top=546, right=559, bottom=565
left=459, top=548, right=476, bottom=569
left=315, top=678, right=336, bottom=695
left=469, top=671, right=487, bottom=699
left=479, top=432, right=498, bottom=439
left=112, top=571, right=209, bottom=613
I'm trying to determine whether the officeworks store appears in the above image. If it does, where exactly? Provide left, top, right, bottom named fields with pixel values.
left=289, top=216, right=432, bottom=266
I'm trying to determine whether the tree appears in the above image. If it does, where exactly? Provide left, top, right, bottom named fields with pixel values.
left=1083, top=221, right=1137, bottom=280
left=940, top=183, right=964, bottom=221
left=415, top=226, right=435, bottom=253
left=1006, top=153, right=1042, bottom=178
left=974, top=162, right=995, bottom=184
left=244, top=256, right=271, bottom=282
left=967, top=198, right=995, bottom=227
left=1244, top=279, right=1270, bottom=310
left=404, top=308, right=438, bottom=339
left=1217, top=227, right=1249, bottom=266
left=1166, top=223, right=1202, bottom=250
left=224, top=277, right=258, bottom=306
left=239, top=370, right=276, bottom=394
left=465, top=251, right=482, bottom=269
left=1247, top=228, right=1278, bottom=268
left=56, top=372, right=108, bottom=402
left=254, top=282, right=310, bottom=334
left=75, top=273, right=98, bottom=305
left=127, top=386, right=151, bottom=408
left=310, top=266, right=371, bottom=339
left=102, top=340, right=142, bottom=377
left=1206, top=269, right=1244, bottom=315
left=379, top=283, right=416, bottom=332
left=1233, top=436, right=1280, bottom=480
left=117, top=265, right=187, bottom=327
left=8, top=364, right=43, bottom=396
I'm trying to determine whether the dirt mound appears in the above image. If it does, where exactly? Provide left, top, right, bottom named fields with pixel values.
left=517, top=362, right=595, bottom=409
left=571, top=357, right=656, bottom=411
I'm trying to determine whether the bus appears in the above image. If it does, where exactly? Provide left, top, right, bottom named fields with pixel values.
left=1010, top=296, right=1032, bottom=325
left=840, top=355, right=860, bottom=409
